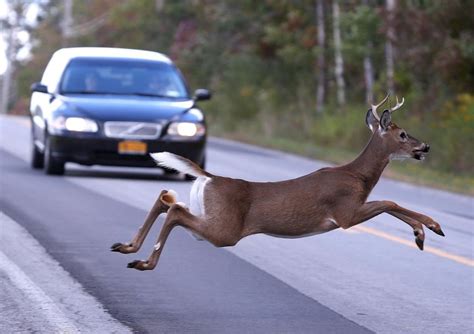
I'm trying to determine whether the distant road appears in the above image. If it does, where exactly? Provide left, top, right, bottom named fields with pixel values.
left=0, top=115, right=472, bottom=333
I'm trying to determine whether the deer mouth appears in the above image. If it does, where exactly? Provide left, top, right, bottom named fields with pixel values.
left=412, top=150, right=428, bottom=160
left=413, top=144, right=430, bottom=160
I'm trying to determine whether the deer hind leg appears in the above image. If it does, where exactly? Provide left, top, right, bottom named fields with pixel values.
left=110, top=189, right=177, bottom=254
left=127, top=204, right=241, bottom=271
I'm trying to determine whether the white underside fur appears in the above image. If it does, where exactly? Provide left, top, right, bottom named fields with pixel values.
left=190, top=176, right=210, bottom=217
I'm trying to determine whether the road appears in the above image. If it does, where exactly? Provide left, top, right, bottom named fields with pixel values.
left=0, top=115, right=472, bottom=333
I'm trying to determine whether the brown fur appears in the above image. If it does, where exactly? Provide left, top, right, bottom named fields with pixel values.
left=112, top=103, right=445, bottom=271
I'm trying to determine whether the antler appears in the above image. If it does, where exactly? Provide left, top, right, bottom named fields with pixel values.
left=370, top=94, right=389, bottom=121
left=389, top=96, right=405, bottom=113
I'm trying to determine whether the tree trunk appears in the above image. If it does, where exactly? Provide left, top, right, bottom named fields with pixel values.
left=332, top=0, right=345, bottom=107
left=385, top=0, right=396, bottom=94
left=1, top=26, right=16, bottom=114
left=155, top=0, right=165, bottom=12
left=364, top=45, right=374, bottom=104
left=316, top=0, right=325, bottom=113
left=362, top=0, right=374, bottom=104
left=62, top=0, right=73, bottom=46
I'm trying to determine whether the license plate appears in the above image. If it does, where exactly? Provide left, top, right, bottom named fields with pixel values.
left=118, top=141, right=147, bottom=155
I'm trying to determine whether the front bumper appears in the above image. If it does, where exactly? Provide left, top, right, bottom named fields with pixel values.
left=48, top=134, right=206, bottom=168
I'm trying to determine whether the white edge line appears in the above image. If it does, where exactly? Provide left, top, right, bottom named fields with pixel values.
left=0, top=250, right=80, bottom=333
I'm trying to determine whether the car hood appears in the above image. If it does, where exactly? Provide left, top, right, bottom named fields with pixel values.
left=59, top=95, right=195, bottom=122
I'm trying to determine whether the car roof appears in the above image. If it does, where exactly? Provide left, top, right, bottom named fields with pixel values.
left=52, top=47, right=173, bottom=64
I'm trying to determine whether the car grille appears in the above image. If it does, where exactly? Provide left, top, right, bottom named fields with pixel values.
left=104, top=122, right=163, bottom=139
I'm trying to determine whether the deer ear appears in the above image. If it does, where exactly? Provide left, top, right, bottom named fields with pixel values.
left=365, top=109, right=378, bottom=133
left=380, top=109, right=391, bottom=131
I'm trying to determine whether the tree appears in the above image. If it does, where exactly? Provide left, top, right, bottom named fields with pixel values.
left=1, top=0, right=41, bottom=114
left=341, top=2, right=380, bottom=104
left=1, top=20, right=17, bottom=114
left=332, top=0, right=345, bottom=107
left=385, top=0, right=396, bottom=94
left=364, top=43, right=374, bottom=104
left=315, top=0, right=325, bottom=113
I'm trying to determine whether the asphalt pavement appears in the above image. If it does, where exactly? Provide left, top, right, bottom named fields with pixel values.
left=0, top=115, right=472, bottom=333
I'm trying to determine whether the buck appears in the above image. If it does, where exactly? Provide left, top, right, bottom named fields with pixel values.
left=111, top=95, right=445, bottom=271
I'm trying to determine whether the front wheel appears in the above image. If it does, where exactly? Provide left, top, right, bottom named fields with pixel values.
left=44, top=136, right=65, bottom=175
left=30, top=135, right=44, bottom=169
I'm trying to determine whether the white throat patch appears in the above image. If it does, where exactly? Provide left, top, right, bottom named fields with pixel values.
left=389, top=153, right=411, bottom=161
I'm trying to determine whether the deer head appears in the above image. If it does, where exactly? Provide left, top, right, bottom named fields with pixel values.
left=365, top=95, right=430, bottom=161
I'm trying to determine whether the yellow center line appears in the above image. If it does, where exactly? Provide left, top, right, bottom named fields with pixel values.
left=354, top=225, right=474, bottom=267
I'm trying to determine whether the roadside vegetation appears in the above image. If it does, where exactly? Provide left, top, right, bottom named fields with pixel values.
left=3, top=0, right=473, bottom=194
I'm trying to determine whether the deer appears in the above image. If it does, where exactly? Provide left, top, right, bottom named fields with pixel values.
left=111, top=95, right=445, bottom=271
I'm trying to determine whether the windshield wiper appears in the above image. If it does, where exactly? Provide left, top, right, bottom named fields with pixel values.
left=130, top=92, right=175, bottom=98
left=130, top=92, right=186, bottom=99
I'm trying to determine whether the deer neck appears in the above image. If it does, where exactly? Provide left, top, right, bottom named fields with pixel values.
left=345, top=133, right=390, bottom=190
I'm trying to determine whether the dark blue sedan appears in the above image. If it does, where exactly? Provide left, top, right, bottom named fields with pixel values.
left=29, top=47, right=210, bottom=176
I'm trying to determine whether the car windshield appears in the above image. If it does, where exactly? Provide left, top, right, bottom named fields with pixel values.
left=60, top=58, right=189, bottom=99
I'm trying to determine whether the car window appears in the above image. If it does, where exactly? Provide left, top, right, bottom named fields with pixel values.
left=60, top=58, right=190, bottom=98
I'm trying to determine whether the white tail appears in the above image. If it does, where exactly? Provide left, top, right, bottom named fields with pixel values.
left=150, top=152, right=208, bottom=178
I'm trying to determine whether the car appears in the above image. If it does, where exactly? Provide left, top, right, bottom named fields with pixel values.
left=29, top=47, right=211, bottom=177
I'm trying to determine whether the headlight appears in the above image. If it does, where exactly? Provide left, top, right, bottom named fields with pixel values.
left=51, top=116, right=99, bottom=133
left=65, top=117, right=98, bottom=132
left=167, top=122, right=205, bottom=137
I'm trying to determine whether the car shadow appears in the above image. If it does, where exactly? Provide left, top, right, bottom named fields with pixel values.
left=64, top=165, right=190, bottom=182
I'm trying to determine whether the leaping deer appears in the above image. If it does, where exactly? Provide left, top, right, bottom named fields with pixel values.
left=111, top=95, right=445, bottom=271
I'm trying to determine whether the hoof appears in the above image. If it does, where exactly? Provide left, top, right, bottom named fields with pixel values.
left=127, top=260, right=142, bottom=268
left=110, top=242, right=124, bottom=252
left=127, top=260, right=151, bottom=271
left=415, top=237, right=424, bottom=251
left=429, top=226, right=445, bottom=237
left=111, top=242, right=136, bottom=254
left=110, top=242, right=133, bottom=253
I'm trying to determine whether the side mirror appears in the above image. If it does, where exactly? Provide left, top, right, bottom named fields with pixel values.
left=194, top=89, right=212, bottom=102
left=30, top=82, right=49, bottom=94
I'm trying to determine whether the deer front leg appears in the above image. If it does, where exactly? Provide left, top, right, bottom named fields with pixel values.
left=110, top=189, right=177, bottom=254
left=347, top=201, right=439, bottom=250
left=387, top=204, right=445, bottom=237
left=386, top=210, right=427, bottom=250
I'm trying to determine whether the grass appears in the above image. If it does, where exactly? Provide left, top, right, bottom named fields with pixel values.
left=210, top=127, right=474, bottom=196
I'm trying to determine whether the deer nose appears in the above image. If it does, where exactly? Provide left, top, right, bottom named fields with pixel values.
left=423, top=144, right=430, bottom=153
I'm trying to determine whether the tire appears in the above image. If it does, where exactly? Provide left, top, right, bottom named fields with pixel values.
left=44, top=135, right=65, bottom=175
left=30, top=134, right=44, bottom=169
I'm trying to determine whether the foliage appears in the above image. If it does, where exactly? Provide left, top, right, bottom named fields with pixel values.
left=9, top=0, right=474, bottom=179
left=429, top=93, right=474, bottom=172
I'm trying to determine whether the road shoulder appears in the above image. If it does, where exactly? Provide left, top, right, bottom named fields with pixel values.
left=0, top=212, right=131, bottom=333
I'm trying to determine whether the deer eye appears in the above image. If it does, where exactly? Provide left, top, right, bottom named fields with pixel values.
left=400, top=132, right=407, bottom=140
